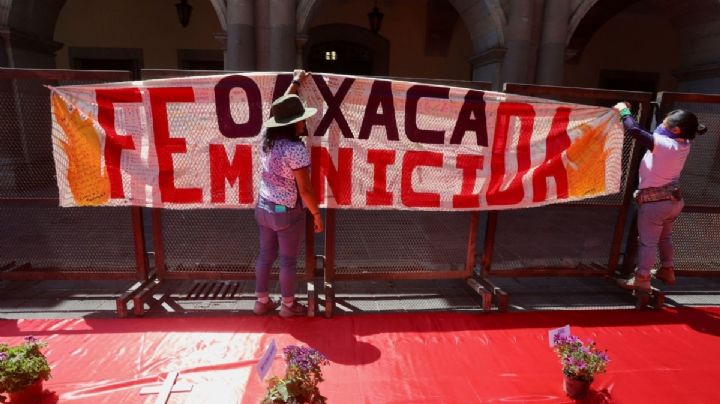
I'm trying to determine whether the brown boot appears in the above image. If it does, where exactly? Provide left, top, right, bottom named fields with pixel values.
left=279, top=301, right=308, bottom=318
left=253, top=299, right=279, bottom=315
left=653, top=267, right=676, bottom=285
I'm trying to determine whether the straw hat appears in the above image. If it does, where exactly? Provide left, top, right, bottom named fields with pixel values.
left=264, top=94, right=317, bottom=128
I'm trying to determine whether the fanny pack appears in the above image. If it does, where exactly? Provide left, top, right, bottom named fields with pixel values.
left=257, top=197, right=302, bottom=213
left=634, top=184, right=682, bottom=205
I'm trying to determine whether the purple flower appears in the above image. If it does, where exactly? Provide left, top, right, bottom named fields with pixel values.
left=283, top=344, right=328, bottom=373
left=553, top=334, right=609, bottom=379
left=24, top=336, right=38, bottom=343
left=0, top=352, right=7, bottom=361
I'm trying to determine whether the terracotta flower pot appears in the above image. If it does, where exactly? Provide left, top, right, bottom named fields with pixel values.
left=563, top=375, right=591, bottom=399
left=8, top=379, right=43, bottom=404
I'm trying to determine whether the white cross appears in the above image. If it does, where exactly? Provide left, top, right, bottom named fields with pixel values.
left=139, top=371, right=193, bottom=404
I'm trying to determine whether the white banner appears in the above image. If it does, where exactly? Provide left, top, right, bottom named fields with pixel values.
left=49, top=72, right=623, bottom=210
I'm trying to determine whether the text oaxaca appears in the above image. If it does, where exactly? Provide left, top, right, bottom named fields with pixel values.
left=49, top=72, right=623, bottom=211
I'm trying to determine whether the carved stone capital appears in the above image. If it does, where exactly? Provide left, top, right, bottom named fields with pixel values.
left=0, top=29, right=63, bottom=54
left=673, top=63, right=720, bottom=81
left=468, top=47, right=507, bottom=67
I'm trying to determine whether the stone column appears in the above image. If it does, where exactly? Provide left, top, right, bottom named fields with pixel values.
left=0, top=30, right=62, bottom=68
left=470, top=47, right=507, bottom=90
left=241, top=0, right=298, bottom=71
left=536, top=0, right=570, bottom=85
left=254, top=0, right=270, bottom=70
left=0, top=33, right=11, bottom=67
left=268, top=0, right=296, bottom=70
left=501, top=0, right=534, bottom=84
left=0, top=0, right=64, bottom=68
left=226, top=0, right=255, bottom=71
left=296, top=34, right=308, bottom=69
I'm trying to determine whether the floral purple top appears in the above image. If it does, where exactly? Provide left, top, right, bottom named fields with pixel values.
left=258, top=138, right=310, bottom=208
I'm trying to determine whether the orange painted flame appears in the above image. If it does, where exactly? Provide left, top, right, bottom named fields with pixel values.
left=566, top=117, right=611, bottom=198
left=52, top=93, right=110, bottom=206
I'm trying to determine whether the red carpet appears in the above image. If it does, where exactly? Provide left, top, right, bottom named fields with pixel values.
left=1, top=308, right=720, bottom=403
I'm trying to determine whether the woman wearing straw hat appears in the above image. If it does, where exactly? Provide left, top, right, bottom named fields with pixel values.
left=253, top=70, right=324, bottom=317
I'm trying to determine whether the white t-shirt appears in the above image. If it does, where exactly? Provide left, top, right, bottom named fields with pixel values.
left=638, top=134, right=691, bottom=189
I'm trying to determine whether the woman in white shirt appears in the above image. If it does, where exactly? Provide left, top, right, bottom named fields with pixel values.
left=614, top=102, right=707, bottom=291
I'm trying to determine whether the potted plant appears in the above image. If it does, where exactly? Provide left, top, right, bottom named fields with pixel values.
left=262, top=345, right=329, bottom=404
left=0, top=336, right=51, bottom=403
left=552, top=334, right=609, bottom=399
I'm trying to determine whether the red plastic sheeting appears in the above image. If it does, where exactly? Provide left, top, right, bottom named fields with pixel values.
left=1, top=308, right=720, bottom=403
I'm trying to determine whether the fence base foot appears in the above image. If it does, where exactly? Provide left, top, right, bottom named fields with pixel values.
left=477, top=277, right=509, bottom=312
left=131, top=277, right=163, bottom=317
left=307, top=279, right=317, bottom=318
left=324, top=282, right=335, bottom=319
left=466, top=278, right=493, bottom=312
left=632, top=287, right=665, bottom=310
left=116, top=276, right=160, bottom=317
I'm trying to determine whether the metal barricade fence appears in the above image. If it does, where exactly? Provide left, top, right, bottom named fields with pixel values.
left=479, top=84, right=655, bottom=283
left=139, top=69, right=312, bottom=289
left=628, top=91, right=720, bottom=276
left=323, top=79, right=493, bottom=316
left=0, top=68, right=147, bottom=281
left=139, top=70, right=493, bottom=316
left=8, top=67, right=717, bottom=315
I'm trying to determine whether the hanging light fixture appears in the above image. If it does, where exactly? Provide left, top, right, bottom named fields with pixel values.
left=176, top=0, right=193, bottom=28
left=368, top=0, right=384, bottom=34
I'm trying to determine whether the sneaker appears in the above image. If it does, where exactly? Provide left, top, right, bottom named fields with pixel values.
left=279, top=301, right=308, bottom=318
left=653, top=267, right=676, bottom=285
left=617, top=273, right=651, bottom=292
left=253, top=299, right=279, bottom=315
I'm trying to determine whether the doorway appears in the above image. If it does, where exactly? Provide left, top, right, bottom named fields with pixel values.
left=308, top=41, right=373, bottom=75
left=69, top=47, right=143, bottom=79
left=305, top=24, right=389, bottom=76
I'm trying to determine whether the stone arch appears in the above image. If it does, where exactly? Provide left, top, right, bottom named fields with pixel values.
left=208, top=0, right=227, bottom=31
left=566, top=0, right=640, bottom=61
left=567, top=0, right=720, bottom=64
left=566, top=0, right=720, bottom=92
left=568, top=0, right=601, bottom=46
left=3, top=0, right=66, bottom=39
left=448, top=0, right=505, bottom=50
left=3, top=0, right=227, bottom=41
left=297, top=0, right=505, bottom=52
left=0, top=0, right=65, bottom=66
left=1, top=0, right=229, bottom=67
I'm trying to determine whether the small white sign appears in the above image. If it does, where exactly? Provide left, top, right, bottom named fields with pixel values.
left=548, top=324, right=571, bottom=347
left=256, top=339, right=277, bottom=381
